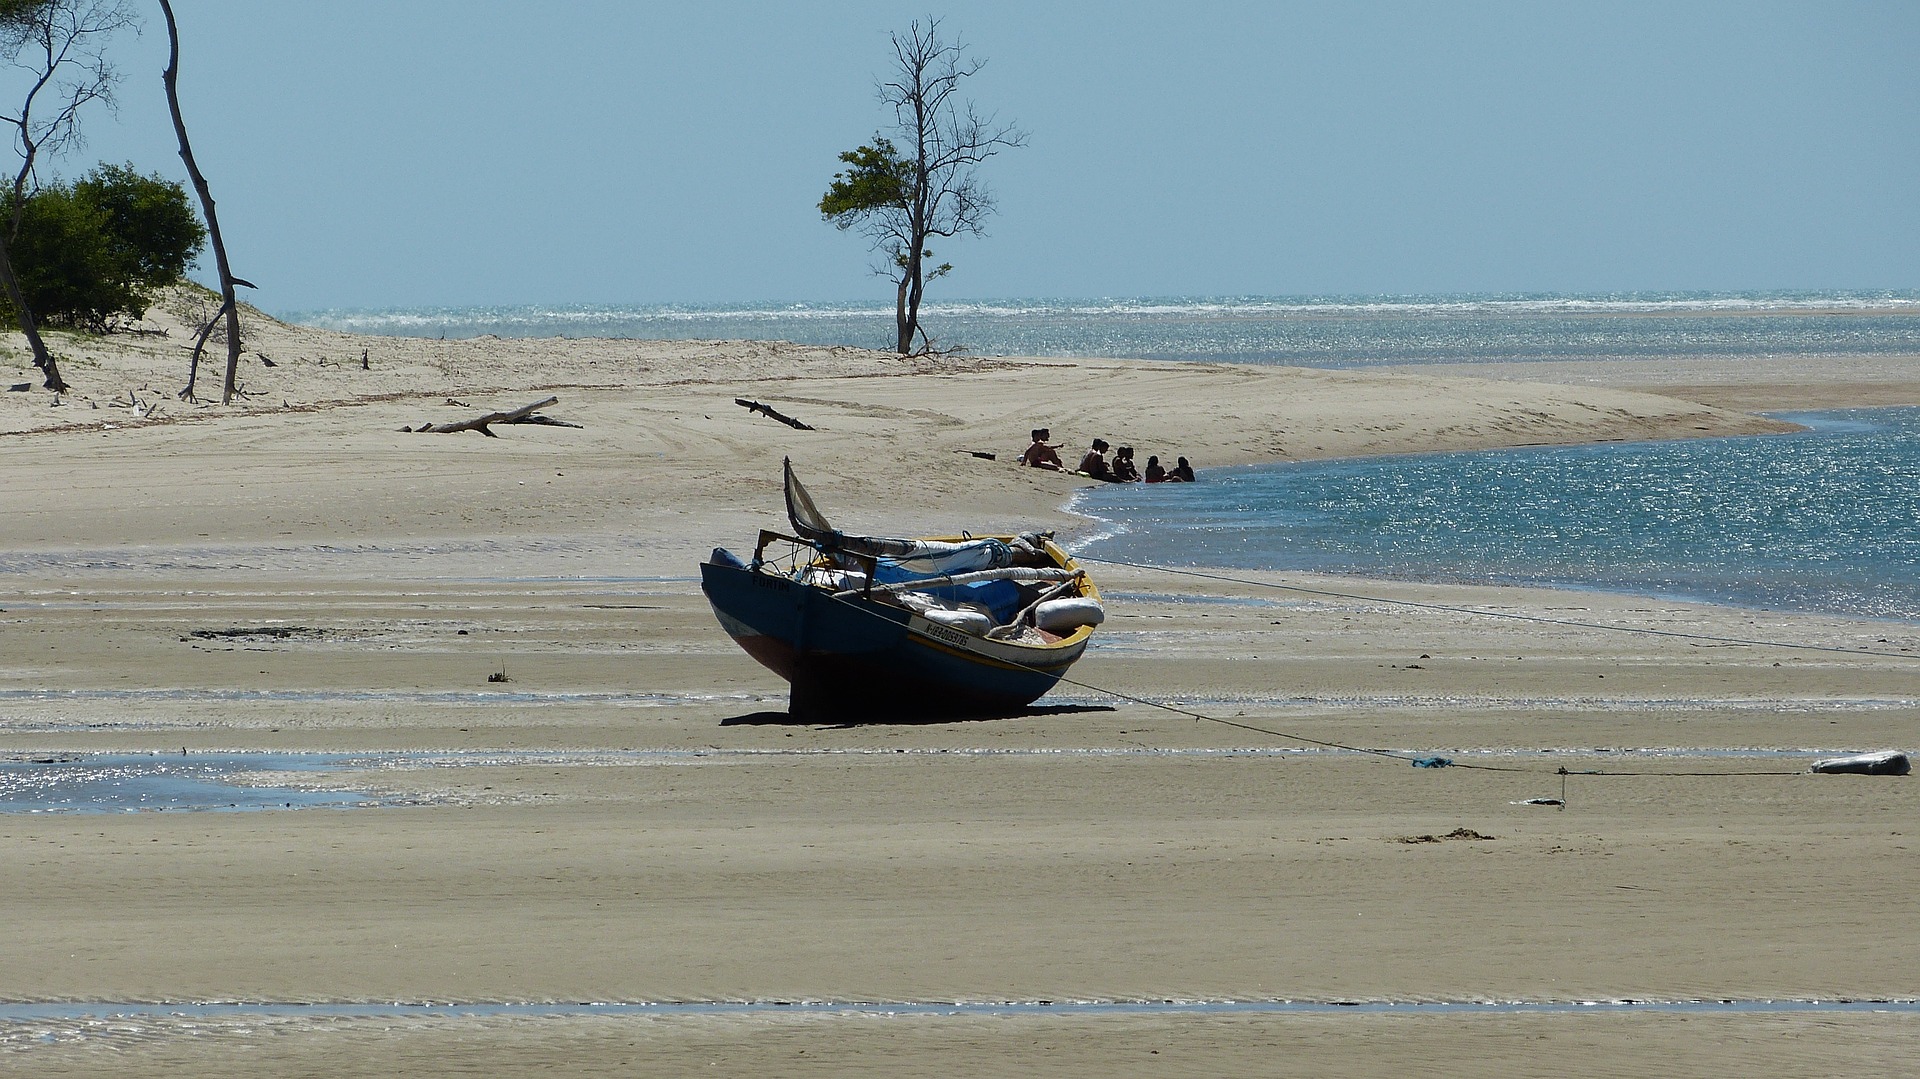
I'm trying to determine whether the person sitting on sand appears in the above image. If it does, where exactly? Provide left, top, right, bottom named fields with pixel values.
left=1021, top=428, right=1064, bottom=471
left=1076, top=438, right=1112, bottom=481
left=1144, top=455, right=1166, bottom=483
left=1111, top=445, right=1141, bottom=482
left=1168, top=456, right=1195, bottom=482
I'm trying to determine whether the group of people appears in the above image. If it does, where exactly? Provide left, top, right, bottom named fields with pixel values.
left=1020, top=428, right=1194, bottom=484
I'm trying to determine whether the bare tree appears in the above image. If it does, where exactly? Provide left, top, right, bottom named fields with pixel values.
left=0, top=0, right=134, bottom=392
left=158, top=0, right=245, bottom=403
left=819, top=18, right=1025, bottom=355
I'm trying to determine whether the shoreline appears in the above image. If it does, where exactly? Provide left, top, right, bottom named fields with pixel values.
left=1064, top=402, right=1919, bottom=631
left=5, top=305, right=1920, bottom=1076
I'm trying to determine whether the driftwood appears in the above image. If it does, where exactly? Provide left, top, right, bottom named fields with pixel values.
left=409, top=396, right=580, bottom=437
left=735, top=397, right=814, bottom=430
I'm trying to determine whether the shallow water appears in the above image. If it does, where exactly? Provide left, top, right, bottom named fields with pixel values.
left=1077, top=408, right=1920, bottom=624
left=0, top=746, right=1875, bottom=816
left=2, top=997, right=1915, bottom=1025
left=0, top=687, right=740, bottom=707
left=0, top=753, right=391, bottom=814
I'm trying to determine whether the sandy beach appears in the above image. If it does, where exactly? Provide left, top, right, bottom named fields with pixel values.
left=3, top=301, right=1917, bottom=1076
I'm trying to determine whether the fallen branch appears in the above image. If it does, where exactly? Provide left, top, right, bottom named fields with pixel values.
left=408, top=395, right=578, bottom=437
left=735, top=397, right=814, bottom=430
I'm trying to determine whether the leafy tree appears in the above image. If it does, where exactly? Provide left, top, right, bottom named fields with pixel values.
left=820, top=18, right=1025, bottom=355
left=76, top=161, right=203, bottom=289
left=0, top=0, right=135, bottom=391
left=1, top=181, right=123, bottom=325
left=0, top=163, right=204, bottom=329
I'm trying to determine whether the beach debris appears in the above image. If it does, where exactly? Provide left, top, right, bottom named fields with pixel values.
left=184, top=627, right=327, bottom=649
left=734, top=397, right=815, bottom=430
left=1516, top=798, right=1565, bottom=806
left=108, top=390, right=161, bottom=420
left=1809, top=750, right=1910, bottom=776
left=1398, top=828, right=1493, bottom=844
left=407, top=396, right=581, bottom=436
left=1410, top=756, right=1453, bottom=768
left=187, top=626, right=322, bottom=641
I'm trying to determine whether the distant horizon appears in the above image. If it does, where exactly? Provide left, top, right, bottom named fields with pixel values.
left=273, top=285, right=1920, bottom=321
left=278, top=287, right=1920, bottom=367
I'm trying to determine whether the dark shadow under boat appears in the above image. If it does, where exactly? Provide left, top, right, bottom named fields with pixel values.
left=718, top=702, right=1119, bottom=728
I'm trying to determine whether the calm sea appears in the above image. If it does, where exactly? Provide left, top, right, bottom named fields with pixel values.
left=1074, top=408, right=1920, bottom=624
left=284, top=291, right=1920, bottom=621
left=285, top=290, right=1920, bottom=368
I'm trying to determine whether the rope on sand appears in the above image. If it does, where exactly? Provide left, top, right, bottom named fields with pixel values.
left=1063, top=555, right=1906, bottom=782
left=818, top=587, right=1810, bottom=790
left=807, top=555, right=1913, bottom=799
left=1046, top=664, right=1806, bottom=781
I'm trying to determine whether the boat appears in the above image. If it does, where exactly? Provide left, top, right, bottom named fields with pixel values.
left=699, top=459, right=1105, bottom=718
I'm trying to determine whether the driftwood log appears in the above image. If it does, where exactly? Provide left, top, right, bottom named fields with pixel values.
left=735, top=398, right=814, bottom=430
left=409, top=396, right=581, bottom=437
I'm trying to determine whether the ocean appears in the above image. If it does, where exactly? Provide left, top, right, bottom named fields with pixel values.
left=284, top=290, right=1920, bottom=622
left=286, top=290, right=1920, bottom=368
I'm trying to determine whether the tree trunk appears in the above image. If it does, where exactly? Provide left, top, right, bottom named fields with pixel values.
left=158, top=0, right=244, bottom=404
left=897, top=222, right=926, bottom=354
left=0, top=233, right=64, bottom=392
left=894, top=275, right=912, bottom=354
left=900, top=268, right=923, bottom=354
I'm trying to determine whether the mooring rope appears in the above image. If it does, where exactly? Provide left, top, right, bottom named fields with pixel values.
left=811, top=571, right=1820, bottom=782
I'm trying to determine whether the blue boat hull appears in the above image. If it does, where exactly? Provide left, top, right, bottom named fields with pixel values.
left=699, top=557, right=1089, bottom=718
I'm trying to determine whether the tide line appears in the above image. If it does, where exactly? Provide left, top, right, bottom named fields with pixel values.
left=4, top=997, right=1918, bottom=1025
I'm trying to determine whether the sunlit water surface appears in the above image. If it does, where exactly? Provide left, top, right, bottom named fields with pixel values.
left=1076, top=408, right=1920, bottom=624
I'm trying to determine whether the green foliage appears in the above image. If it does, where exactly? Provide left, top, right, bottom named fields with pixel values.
left=818, top=137, right=912, bottom=225
left=75, top=163, right=206, bottom=289
left=1, top=163, right=206, bottom=331
left=5, top=185, right=126, bottom=327
left=0, top=0, right=50, bottom=29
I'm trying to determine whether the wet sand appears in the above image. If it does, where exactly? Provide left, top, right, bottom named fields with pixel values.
left=3, top=305, right=1918, bottom=1075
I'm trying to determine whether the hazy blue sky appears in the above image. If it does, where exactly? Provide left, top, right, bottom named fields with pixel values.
left=28, top=1, right=1919, bottom=313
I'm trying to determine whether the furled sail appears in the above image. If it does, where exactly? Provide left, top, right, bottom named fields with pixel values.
left=783, top=458, right=1013, bottom=574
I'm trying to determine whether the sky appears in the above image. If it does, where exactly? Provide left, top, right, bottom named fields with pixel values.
left=16, top=1, right=1918, bottom=314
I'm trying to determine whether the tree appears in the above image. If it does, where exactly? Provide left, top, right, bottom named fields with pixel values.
left=158, top=0, right=247, bottom=403
left=0, top=0, right=134, bottom=392
left=76, top=161, right=202, bottom=288
left=820, top=18, right=1025, bottom=355
left=2, top=180, right=124, bottom=325
left=0, top=163, right=203, bottom=329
